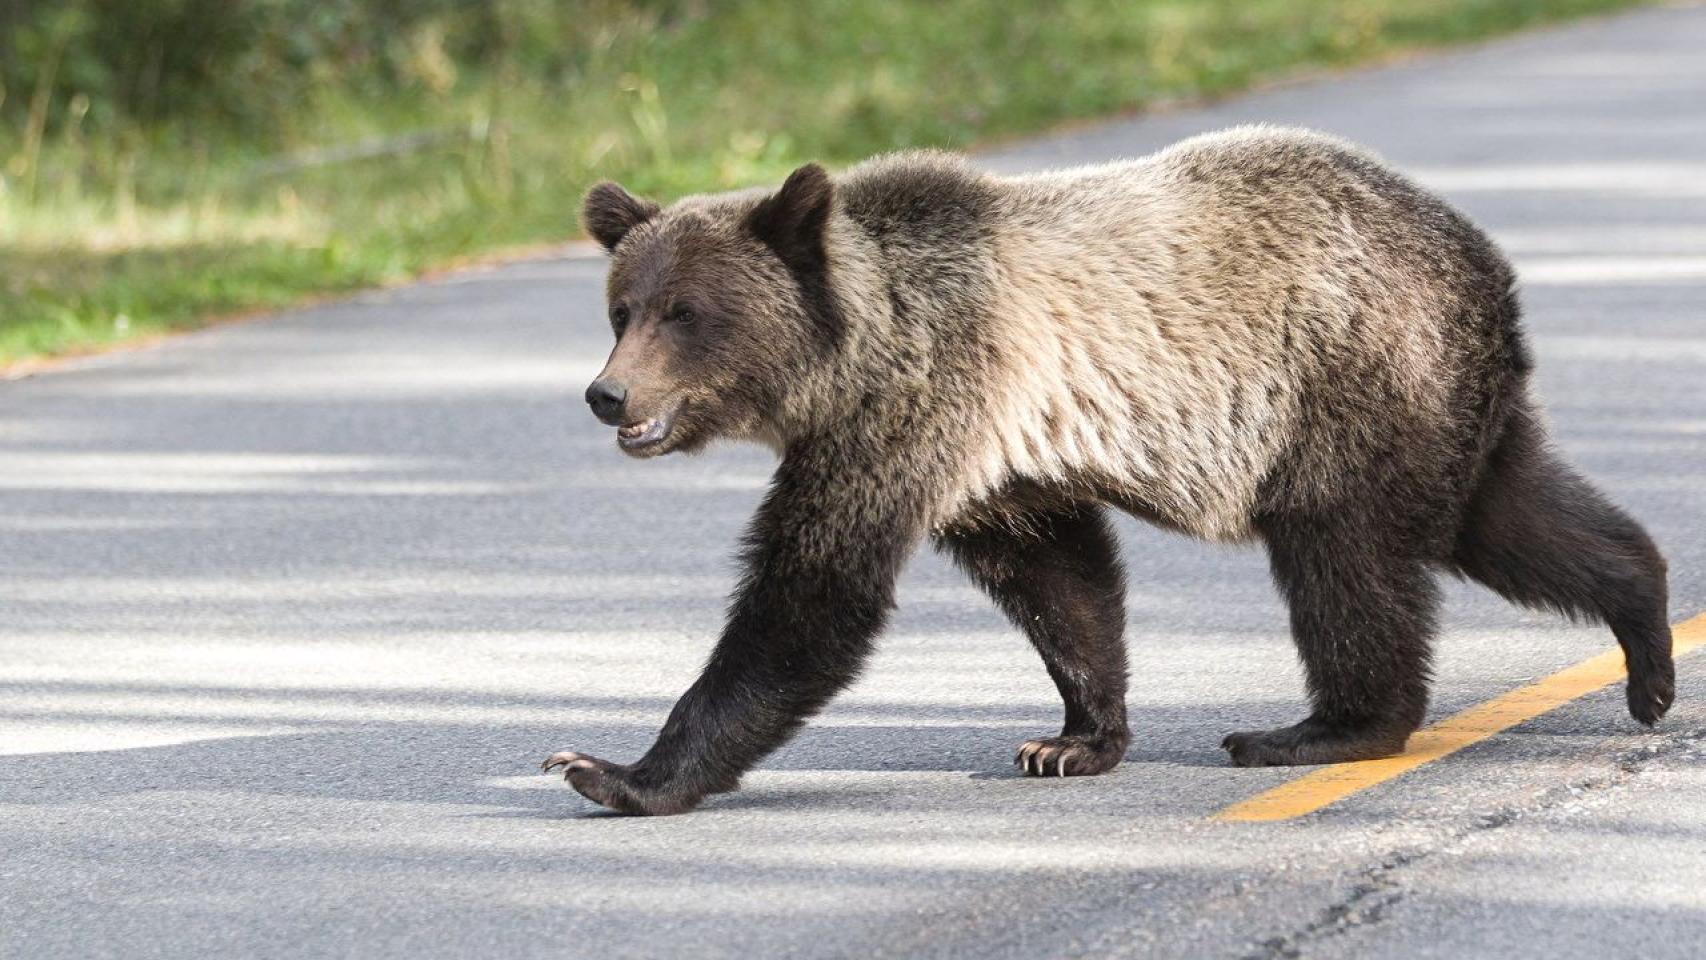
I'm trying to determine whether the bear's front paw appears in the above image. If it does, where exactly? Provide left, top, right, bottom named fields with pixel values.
left=1014, top=733, right=1127, bottom=777
left=540, top=751, right=700, bottom=816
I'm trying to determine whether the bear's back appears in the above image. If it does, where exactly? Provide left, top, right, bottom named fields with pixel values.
left=916, top=129, right=1523, bottom=539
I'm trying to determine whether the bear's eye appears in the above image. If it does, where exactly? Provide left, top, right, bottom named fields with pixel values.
left=671, top=306, right=696, bottom=326
left=610, top=305, right=630, bottom=331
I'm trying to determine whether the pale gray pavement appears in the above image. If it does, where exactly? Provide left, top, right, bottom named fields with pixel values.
left=4, top=5, right=1706, bottom=958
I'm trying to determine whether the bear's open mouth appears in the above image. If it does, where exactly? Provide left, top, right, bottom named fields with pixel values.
left=616, top=405, right=678, bottom=452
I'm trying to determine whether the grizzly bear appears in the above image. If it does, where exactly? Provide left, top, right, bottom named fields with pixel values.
left=544, top=126, right=1673, bottom=815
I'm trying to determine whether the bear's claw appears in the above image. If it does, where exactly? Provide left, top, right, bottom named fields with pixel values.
left=541, top=750, right=597, bottom=775
left=540, top=750, right=700, bottom=816
left=1014, top=734, right=1125, bottom=777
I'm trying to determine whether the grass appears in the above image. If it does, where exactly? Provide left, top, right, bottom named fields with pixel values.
left=0, top=0, right=1654, bottom=366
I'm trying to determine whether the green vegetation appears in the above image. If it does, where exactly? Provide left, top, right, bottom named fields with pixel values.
left=0, top=0, right=1649, bottom=364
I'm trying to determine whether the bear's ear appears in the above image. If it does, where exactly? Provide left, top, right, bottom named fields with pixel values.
left=745, top=163, right=834, bottom=261
left=582, top=181, right=660, bottom=252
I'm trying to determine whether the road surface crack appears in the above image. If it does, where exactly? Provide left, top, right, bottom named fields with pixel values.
left=1237, top=724, right=1706, bottom=959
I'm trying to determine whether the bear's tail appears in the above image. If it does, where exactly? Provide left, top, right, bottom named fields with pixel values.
left=1447, top=399, right=1674, bottom=725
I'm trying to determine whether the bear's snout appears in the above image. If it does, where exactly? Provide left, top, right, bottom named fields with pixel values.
left=585, top=378, right=628, bottom=425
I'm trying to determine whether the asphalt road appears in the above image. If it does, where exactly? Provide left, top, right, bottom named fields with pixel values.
left=5, top=5, right=1706, bottom=958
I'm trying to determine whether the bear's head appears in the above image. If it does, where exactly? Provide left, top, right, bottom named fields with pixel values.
left=580, top=164, right=840, bottom=458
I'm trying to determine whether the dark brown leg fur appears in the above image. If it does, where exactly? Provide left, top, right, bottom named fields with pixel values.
left=1229, top=397, right=1674, bottom=769
left=938, top=505, right=1131, bottom=777
left=1449, top=405, right=1674, bottom=725
left=1226, top=511, right=1438, bottom=766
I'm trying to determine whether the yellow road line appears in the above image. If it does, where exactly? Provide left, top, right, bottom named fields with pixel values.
left=1214, top=612, right=1706, bottom=822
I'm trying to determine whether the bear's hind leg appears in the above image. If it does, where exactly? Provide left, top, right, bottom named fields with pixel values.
left=1448, top=406, right=1673, bottom=724
left=1224, top=513, right=1438, bottom=767
left=938, top=504, right=1130, bottom=777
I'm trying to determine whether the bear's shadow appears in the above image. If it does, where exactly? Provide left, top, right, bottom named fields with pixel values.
left=0, top=683, right=1271, bottom=818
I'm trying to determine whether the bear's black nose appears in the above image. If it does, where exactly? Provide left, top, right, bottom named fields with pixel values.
left=585, top=379, right=628, bottom=425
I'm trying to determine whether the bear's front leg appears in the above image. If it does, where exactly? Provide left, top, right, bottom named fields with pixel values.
left=937, top=502, right=1131, bottom=778
left=546, top=452, right=921, bottom=814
